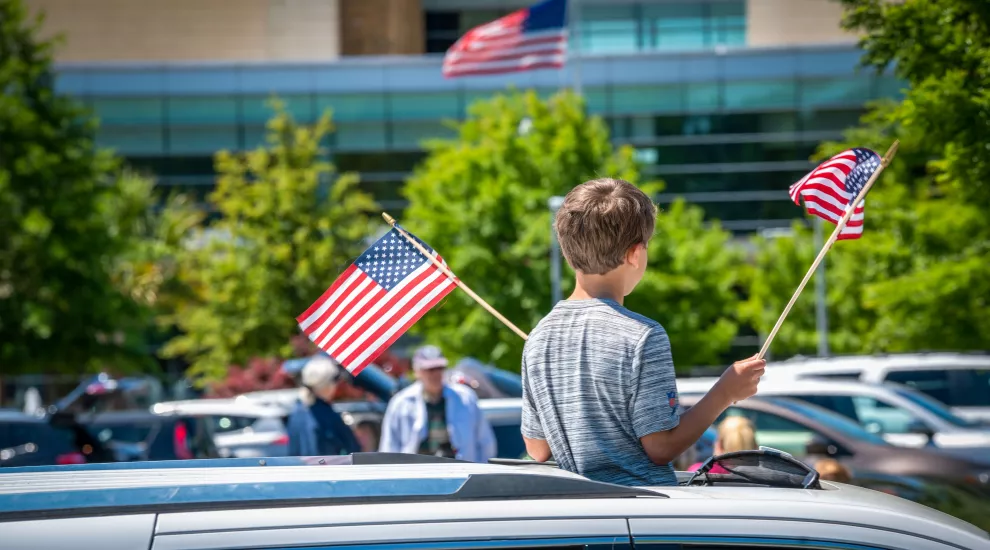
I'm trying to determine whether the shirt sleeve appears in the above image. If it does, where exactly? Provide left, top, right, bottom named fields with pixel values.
left=630, top=326, right=680, bottom=439
left=520, top=354, right=546, bottom=440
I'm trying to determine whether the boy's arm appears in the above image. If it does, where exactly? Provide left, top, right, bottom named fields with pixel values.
left=632, top=328, right=764, bottom=466
left=520, top=356, right=552, bottom=462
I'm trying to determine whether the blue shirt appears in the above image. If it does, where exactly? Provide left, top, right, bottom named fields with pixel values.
left=286, top=398, right=360, bottom=457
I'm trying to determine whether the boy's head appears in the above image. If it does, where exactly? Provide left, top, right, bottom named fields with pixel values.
left=554, top=178, right=657, bottom=295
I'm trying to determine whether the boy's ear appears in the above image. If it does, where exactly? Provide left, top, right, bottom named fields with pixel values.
left=625, top=243, right=644, bottom=267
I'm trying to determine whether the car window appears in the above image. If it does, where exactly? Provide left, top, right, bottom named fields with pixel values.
left=883, top=369, right=952, bottom=404
left=88, top=424, right=154, bottom=444
left=209, top=415, right=257, bottom=433
left=889, top=387, right=976, bottom=428
left=950, top=368, right=990, bottom=406
left=769, top=399, right=889, bottom=446
left=811, top=372, right=863, bottom=381
left=850, top=396, right=921, bottom=434
left=792, top=394, right=860, bottom=422
left=716, top=408, right=817, bottom=457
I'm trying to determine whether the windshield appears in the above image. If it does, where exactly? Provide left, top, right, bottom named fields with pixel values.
left=768, top=398, right=890, bottom=445
left=891, top=386, right=978, bottom=427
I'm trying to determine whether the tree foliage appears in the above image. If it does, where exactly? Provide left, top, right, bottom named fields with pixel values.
left=403, top=90, right=741, bottom=371
left=745, top=0, right=990, bottom=357
left=0, top=0, right=159, bottom=374
left=163, top=101, right=378, bottom=384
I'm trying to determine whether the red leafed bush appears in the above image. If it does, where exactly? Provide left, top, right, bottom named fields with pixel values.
left=209, top=357, right=294, bottom=398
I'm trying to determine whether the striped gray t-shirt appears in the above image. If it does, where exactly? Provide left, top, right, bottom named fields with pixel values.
left=521, top=298, right=680, bottom=486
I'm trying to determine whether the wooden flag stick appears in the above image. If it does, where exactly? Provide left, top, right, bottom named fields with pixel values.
left=757, top=140, right=900, bottom=360
left=382, top=213, right=530, bottom=341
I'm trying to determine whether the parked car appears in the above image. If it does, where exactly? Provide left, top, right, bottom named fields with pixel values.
left=679, top=377, right=990, bottom=456
left=0, top=411, right=88, bottom=467
left=678, top=393, right=990, bottom=502
left=74, top=410, right=219, bottom=462
left=0, top=452, right=985, bottom=549
left=151, top=399, right=290, bottom=458
left=445, top=358, right=523, bottom=399
left=766, top=352, right=990, bottom=422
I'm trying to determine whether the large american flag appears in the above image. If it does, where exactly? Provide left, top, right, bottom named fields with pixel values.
left=442, top=0, right=568, bottom=78
left=296, top=227, right=456, bottom=375
left=789, top=147, right=882, bottom=240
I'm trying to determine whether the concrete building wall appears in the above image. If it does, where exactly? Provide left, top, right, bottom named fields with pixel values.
left=340, top=0, right=425, bottom=55
left=747, top=0, right=857, bottom=47
left=26, top=0, right=341, bottom=62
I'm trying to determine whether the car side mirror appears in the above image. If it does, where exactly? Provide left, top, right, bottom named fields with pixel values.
left=805, top=435, right=842, bottom=457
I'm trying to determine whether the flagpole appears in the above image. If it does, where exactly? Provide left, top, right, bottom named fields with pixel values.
left=757, top=140, right=899, bottom=360
left=382, top=213, right=529, bottom=341
left=569, top=0, right=583, bottom=96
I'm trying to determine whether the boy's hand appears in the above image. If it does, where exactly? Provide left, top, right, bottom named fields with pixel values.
left=714, top=355, right=766, bottom=404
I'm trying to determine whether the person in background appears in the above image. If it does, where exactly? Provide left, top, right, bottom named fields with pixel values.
left=286, top=357, right=361, bottom=457
left=379, top=345, right=497, bottom=462
left=689, top=416, right=758, bottom=473
left=815, top=458, right=853, bottom=484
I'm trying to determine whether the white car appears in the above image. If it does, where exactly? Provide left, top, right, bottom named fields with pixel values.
left=765, top=353, right=990, bottom=422
left=677, top=377, right=990, bottom=454
left=0, top=452, right=985, bottom=550
left=152, top=399, right=289, bottom=458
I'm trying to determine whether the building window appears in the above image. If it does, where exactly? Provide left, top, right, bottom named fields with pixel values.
left=580, top=1, right=746, bottom=54
left=427, top=2, right=745, bottom=55
left=424, top=9, right=512, bottom=54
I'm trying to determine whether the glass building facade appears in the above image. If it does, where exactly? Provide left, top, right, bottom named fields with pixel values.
left=426, top=1, right=745, bottom=54
left=53, top=2, right=902, bottom=232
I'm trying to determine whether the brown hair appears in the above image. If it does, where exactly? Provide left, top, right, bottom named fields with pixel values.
left=815, top=458, right=852, bottom=484
left=717, top=416, right=757, bottom=454
left=553, top=178, right=657, bottom=275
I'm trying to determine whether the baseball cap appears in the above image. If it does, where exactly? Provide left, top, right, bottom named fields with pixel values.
left=301, top=356, right=343, bottom=388
left=412, top=345, right=448, bottom=370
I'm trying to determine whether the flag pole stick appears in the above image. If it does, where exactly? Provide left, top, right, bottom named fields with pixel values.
left=757, top=140, right=900, bottom=360
left=382, top=213, right=529, bottom=341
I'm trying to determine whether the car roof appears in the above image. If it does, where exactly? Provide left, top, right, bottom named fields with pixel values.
left=0, top=411, right=39, bottom=422
left=152, top=399, right=285, bottom=418
left=772, top=352, right=990, bottom=373
left=0, top=457, right=983, bottom=545
left=678, top=376, right=907, bottom=398
left=478, top=397, right=522, bottom=411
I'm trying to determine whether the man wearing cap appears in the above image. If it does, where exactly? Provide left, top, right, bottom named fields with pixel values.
left=379, top=345, right=497, bottom=462
left=286, top=356, right=361, bottom=457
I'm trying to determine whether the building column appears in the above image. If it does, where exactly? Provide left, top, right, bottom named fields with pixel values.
left=340, top=0, right=425, bottom=56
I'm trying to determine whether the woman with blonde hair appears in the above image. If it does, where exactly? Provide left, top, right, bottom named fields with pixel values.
left=689, top=415, right=757, bottom=472
left=815, top=458, right=852, bottom=484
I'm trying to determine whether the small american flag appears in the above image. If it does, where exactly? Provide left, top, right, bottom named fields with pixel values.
left=442, top=0, right=568, bottom=78
left=296, top=227, right=456, bottom=375
left=789, top=147, right=882, bottom=240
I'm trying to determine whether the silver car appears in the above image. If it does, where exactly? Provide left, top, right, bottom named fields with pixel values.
left=151, top=399, right=289, bottom=458
left=0, top=452, right=985, bottom=550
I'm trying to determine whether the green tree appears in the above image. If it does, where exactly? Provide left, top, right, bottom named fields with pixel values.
left=0, top=0, right=158, bottom=374
left=403, top=90, right=741, bottom=372
left=841, top=0, right=990, bottom=205
left=744, top=0, right=990, bottom=356
left=833, top=0, right=990, bottom=350
left=163, top=101, right=378, bottom=383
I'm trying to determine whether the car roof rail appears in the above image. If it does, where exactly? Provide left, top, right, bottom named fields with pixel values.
left=488, top=458, right=559, bottom=468
left=351, top=452, right=474, bottom=465
left=0, top=455, right=664, bottom=520
left=687, top=447, right=822, bottom=490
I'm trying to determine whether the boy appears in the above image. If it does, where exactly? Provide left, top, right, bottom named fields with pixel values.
left=521, top=178, right=765, bottom=486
